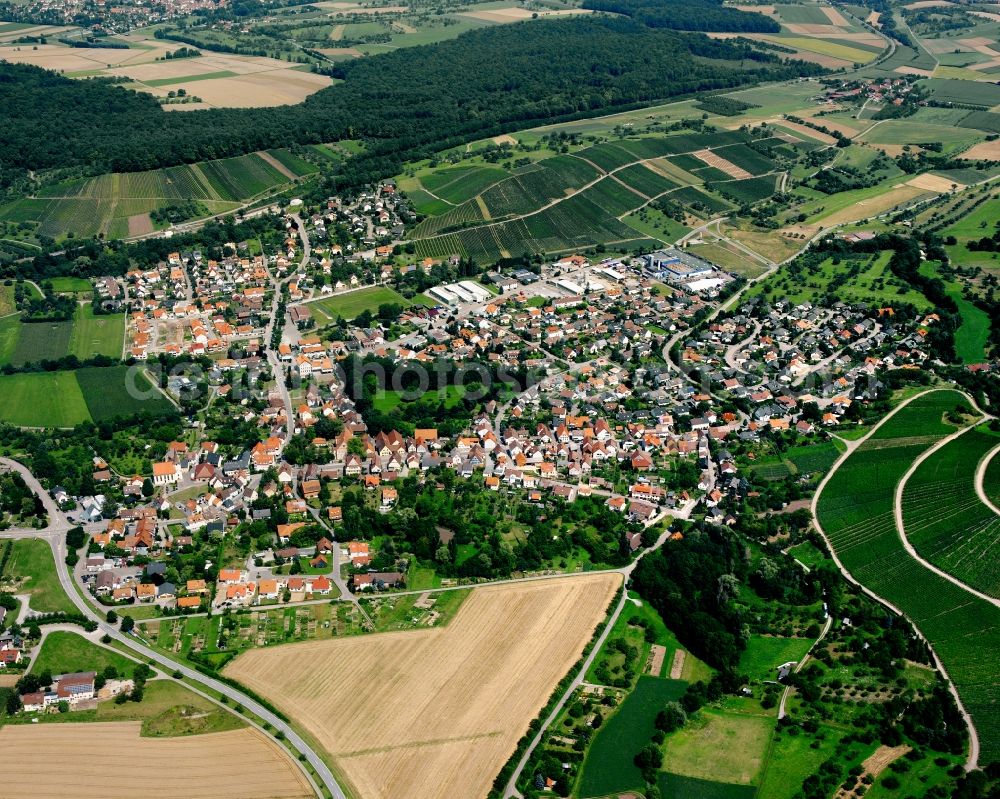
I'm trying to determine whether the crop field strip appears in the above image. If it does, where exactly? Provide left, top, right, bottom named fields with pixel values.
left=902, top=427, right=1000, bottom=596
left=0, top=722, right=313, bottom=799
left=817, top=390, right=1000, bottom=763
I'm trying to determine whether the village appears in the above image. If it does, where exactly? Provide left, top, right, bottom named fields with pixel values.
left=20, top=178, right=942, bottom=626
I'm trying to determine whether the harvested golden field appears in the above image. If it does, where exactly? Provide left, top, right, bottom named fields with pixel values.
left=0, top=722, right=313, bottom=799
left=960, top=139, right=1000, bottom=160
left=460, top=6, right=591, bottom=22
left=821, top=6, right=851, bottom=25
left=784, top=23, right=849, bottom=35
left=908, top=173, right=964, bottom=191
left=226, top=574, right=620, bottom=799
left=771, top=119, right=838, bottom=144
left=0, top=38, right=332, bottom=108
left=894, top=65, right=935, bottom=77
left=693, top=148, right=752, bottom=179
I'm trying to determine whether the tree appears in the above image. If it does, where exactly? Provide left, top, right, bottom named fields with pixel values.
left=655, top=701, right=687, bottom=733
left=142, top=478, right=154, bottom=498
left=120, top=615, right=135, bottom=633
left=106, top=610, right=118, bottom=624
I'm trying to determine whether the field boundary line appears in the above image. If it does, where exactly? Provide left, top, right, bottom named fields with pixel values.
left=974, top=443, right=1000, bottom=518
left=810, top=387, right=982, bottom=771
left=894, top=422, right=1000, bottom=610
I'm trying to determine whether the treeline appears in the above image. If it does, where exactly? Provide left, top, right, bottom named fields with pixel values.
left=582, top=0, right=780, bottom=33
left=0, top=16, right=819, bottom=187
left=3, top=214, right=284, bottom=282
left=631, top=524, right=748, bottom=672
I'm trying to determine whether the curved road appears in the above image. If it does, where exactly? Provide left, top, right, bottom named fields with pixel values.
left=809, top=389, right=984, bottom=771
left=893, top=419, right=1000, bottom=610
left=0, top=457, right=347, bottom=799
left=974, top=443, right=1000, bottom=518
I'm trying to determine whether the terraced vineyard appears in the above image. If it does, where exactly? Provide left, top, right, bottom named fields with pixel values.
left=902, top=427, right=1000, bottom=597
left=817, top=390, right=1000, bottom=764
left=406, top=130, right=780, bottom=262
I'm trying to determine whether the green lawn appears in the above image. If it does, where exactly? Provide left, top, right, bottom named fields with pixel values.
left=757, top=723, right=847, bottom=799
left=68, top=305, right=124, bottom=361
left=5, top=539, right=76, bottom=614
left=94, top=679, right=245, bottom=736
left=48, top=277, right=92, bottom=294
left=372, top=384, right=466, bottom=413
left=0, top=371, right=91, bottom=427
left=661, top=708, right=775, bottom=785
left=307, top=286, right=411, bottom=322
left=31, top=631, right=135, bottom=676
left=738, top=635, right=813, bottom=683
left=921, top=262, right=989, bottom=364
left=0, top=314, right=19, bottom=364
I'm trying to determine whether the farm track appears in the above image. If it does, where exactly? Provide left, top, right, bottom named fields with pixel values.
left=894, top=422, right=1000, bottom=608
left=975, top=444, right=1000, bottom=517
left=812, top=388, right=996, bottom=771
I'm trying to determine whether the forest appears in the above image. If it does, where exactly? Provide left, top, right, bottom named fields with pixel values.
left=0, top=15, right=818, bottom=189
left=582, top=0, right=780, bottom=33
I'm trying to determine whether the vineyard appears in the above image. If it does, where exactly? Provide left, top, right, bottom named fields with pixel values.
left=3, top=151, right=309, bottom=242
left=901, top=426, right=1000, bottom=597
left=817, top=390, right=1000, bottom=764
left=407, top=129, right=782, bottom=266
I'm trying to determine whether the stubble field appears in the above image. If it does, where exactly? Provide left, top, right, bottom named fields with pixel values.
left=0, top=722, right=313, bottom=799
left=225, top=574, right=620, bottom=799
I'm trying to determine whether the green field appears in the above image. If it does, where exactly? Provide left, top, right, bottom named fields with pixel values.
left=4, top=538, right=76, bottom=614
left=577, top=676, right=688, bottom=796
left=659, top=773, right=757, bottom=799
left=738, top=635, right=813, bottom=683
left=0, top=366, right=173, bottom=427
left=902, top=426, right=1000, bottom=596
left=306, top=286, right=411, bottom=322
left=921, top=78, right=1000, bottom=108
left=48, top=277, right=92, bottom=294
left=661, top=707, right=775, bottom=785
left=68, top=305, right=125, bottom=361
left=0, top=371, right=90, bottom=427
left=31, top=631, right=136, bottom=676
left=372, top=384, right=466, bottom=413
left=917, top=262, right=990, bottom=364
left=817, top=389, right=1000, bottom=762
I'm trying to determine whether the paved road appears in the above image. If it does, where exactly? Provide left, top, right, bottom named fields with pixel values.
left=810, top=388, right=983, bottom=771
left=502, top=526, right=676, bottom=798
left=264, top=213, right=310, bottom=440
left=0, top=456, right=346, bottom=799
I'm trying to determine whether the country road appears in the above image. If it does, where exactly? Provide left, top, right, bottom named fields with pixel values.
left=0, top=456, right=348, bottom=799
left=503, top=524, right=677, bottom=798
